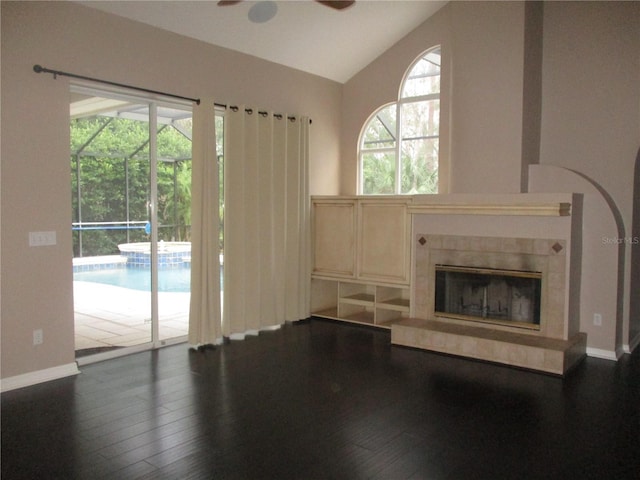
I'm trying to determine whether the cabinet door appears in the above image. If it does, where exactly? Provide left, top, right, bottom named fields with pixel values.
left=358, top=200, right=410, bottom=284
left=312, top=200, right=356, bottom=278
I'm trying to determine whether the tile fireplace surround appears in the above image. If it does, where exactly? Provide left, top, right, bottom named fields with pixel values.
left=391, top=194, right=587, bottom=375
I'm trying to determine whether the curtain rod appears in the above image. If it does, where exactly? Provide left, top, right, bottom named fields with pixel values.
left=33, top=65, right=311, bottom=123
left=33, top=64, right=201, bottom=105
left=214, top=102, right=312, bottom=124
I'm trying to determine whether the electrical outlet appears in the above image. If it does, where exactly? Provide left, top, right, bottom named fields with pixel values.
left=33, top=329, right=43, bottom=345
left=593, top=313, right=602, bottom=326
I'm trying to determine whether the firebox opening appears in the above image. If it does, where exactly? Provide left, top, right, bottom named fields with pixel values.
left=435, top=265, right=542, bottom=330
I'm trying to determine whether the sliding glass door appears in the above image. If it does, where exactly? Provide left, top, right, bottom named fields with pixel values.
left=155, top=105, right=194, bottom=343
left=71, top=85, right=193, bottom=362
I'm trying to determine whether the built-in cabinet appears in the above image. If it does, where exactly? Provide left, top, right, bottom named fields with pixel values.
left=311, top=198, right=357, bottom=278
left=311, top=196, right=411, bottom=329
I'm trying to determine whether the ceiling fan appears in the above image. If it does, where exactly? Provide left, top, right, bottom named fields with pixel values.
left=218, top=1, right=355, bottom=11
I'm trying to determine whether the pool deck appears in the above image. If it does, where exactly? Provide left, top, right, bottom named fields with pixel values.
left=74, top=281, right=190, bottom=352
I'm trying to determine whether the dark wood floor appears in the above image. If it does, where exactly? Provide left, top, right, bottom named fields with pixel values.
left=2, top=318, right=639, bottom=480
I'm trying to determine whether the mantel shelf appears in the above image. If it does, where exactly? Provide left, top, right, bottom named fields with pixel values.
left=407, top=202, right=571, bottom=217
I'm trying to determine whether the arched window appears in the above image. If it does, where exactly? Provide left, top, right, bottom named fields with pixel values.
left=359, top=46, right=441, bottom=194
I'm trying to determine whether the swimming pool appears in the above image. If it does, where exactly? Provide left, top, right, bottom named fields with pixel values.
left=74, top=266, right=191, bottom=293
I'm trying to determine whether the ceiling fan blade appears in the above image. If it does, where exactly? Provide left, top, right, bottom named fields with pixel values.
left=217, top=1, right=243, bottom=6
left=316, top=1, right=356, bottom=10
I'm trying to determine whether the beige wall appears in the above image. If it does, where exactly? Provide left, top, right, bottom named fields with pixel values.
left=529, top=166, right=622, bottom=356
left=1, top=1, right=342, bottom=380
left=448, top=1, right=527, bottom=193
left=539, top=1, right=640, bottom=352
left=631, top=150, right=640, bottom=347
left=341, top=1, right=531, bottom=195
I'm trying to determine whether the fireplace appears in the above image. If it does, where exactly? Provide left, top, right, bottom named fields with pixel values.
left=392, top=229, right=586, bottom=375
left=412, top=234, right=569, bottom=338
left=435, top=265, right=542, bottom=330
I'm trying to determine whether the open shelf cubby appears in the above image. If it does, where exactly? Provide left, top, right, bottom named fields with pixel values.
left=311, top=277, right=410, bottom=329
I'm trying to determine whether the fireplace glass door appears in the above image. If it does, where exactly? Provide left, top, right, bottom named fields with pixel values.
left=435, top=265, right=542, bottom=330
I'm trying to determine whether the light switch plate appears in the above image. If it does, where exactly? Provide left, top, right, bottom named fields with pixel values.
left=29, top=231, right=57, bottom=247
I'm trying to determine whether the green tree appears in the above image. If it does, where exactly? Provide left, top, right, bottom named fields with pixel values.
left=71, top=115, right=193, bottom=256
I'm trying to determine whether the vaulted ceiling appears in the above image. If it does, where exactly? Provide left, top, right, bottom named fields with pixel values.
left=78, top=0, right=447, bottom=83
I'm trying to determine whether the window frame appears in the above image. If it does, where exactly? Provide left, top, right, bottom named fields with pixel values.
left=358, top=102, right=397, bottom=195
left=358, top=45, right=442, bottom=195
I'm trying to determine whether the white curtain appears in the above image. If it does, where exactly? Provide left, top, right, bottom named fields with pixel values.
left=223, top=107, right=310, bottom=339
left=188, top=100, right=223, bottom=346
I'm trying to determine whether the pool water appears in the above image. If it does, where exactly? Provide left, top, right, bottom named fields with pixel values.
left=74, top=267, right=191, bottom=293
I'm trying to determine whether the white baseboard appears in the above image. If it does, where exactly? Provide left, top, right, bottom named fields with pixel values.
left=1, top=362, right=80, bottom=393
left=76, top=343, right=151, bottom=366
left=623, top=331, right=640, bottom=354
left=586, top=347, right=622, bottom=361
